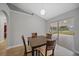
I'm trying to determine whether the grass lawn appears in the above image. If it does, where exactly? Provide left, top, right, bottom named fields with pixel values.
left=53, top=31, right=74, bottom=35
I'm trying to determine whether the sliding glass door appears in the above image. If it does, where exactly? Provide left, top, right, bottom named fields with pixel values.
left=50, top=18, right=75, bottom=51
left=58, top=18, right=74, bottom=51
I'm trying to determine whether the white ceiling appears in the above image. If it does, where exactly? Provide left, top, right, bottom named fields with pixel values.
left=12, top=3, right=79, bottom=20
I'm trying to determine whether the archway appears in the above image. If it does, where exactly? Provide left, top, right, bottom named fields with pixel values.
left=0, top=10, right=7, bottom=40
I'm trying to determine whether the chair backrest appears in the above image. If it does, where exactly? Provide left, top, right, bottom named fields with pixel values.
left=46, top=40, right=56, bottom=50
left=21, top=35, right=27, bottom=54
left=45, top=40, right=56, bottom=56
left=0, top=40, right=7, bottom=56
left=32, top=32, right=37, bottom=38
left=46, top=33, right=52, bottom=39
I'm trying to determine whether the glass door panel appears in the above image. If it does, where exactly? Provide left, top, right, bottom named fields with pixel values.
left=58, top=18, right=75, bottom=51
left=50, top=22, right=58, bottom=40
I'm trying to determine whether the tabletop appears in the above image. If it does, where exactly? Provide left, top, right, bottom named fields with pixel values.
left=28, top=36, right=48, bottom=48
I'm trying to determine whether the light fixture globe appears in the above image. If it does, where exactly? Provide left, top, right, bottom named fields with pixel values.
left=40, top=9, right=46, bottom=15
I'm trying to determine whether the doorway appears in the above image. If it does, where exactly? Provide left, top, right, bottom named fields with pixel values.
left=0, top=11, right=7, bottom=41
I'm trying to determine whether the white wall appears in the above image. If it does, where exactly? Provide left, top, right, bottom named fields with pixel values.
left=9, top=10, right=47, bottom=46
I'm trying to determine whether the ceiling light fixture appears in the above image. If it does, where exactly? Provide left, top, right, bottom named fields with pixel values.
left=40, top=9, right=46, bottom=15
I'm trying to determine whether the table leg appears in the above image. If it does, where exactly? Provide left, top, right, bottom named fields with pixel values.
left=28, top=40, right=29, bottom=45
left=32, top=47, right=34, bottom=56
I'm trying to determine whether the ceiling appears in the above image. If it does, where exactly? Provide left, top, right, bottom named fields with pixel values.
left=12, top=3, right=79, bottom=20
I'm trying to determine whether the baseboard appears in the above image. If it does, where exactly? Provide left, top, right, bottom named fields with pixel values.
left=7, top=44, right=23, bottom=50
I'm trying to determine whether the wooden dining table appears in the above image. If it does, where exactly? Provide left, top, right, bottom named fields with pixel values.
left=28, top=35, right=48, bottom=56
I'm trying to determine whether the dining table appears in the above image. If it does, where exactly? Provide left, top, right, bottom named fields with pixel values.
left=28, top=35, right=48, bottom=56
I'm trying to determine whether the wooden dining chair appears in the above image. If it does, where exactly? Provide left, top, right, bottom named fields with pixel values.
left=46, top=33, right=52, bottom=39
left=38, top=40, right=56, bottom=56
left=32, top=32, right=37, bottom=38
left=28, top=32, right=37, bottom=45
left=21, top=35, right=32, bottom=56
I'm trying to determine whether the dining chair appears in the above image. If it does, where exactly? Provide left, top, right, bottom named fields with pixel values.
left=28, top=33, right=37, bottom=45
left=32, top=32, right=37, bottom=38
left=38, top=40, right=56, bottom=56
left=22, top=35, right=39, bottom=56
left=21, top=35, right=32, bottom=56
left=46, top=33, right=52, bottom=39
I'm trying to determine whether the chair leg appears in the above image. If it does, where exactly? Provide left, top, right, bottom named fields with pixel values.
left=45, top=49, right=47, bottom=56
left=28, top=41, right=29, bottom=45
left=24, top=51, right=27, bottom=56
left=37, top=50, right=40, bottom=56
left=36, top=50, right=37, bottom=56
left=51, top=49, right=54, bottom=56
